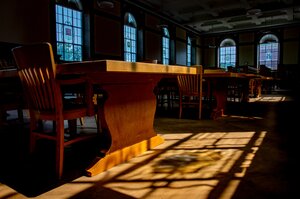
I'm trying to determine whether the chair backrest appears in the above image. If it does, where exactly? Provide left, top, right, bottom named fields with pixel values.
left=177, top=65, right=203, bottom=96
left=12, top=42, right=61, bottom=112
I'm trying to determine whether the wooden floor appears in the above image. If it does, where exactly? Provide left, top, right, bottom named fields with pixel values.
left=0, top=90, right=298, bottom=199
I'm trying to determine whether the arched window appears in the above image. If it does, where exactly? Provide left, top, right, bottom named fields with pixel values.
left=187, top=36, right=192, bottom=66
left=258, top=34, right=279, bottom=71
left=55, top=0, right=83, bottom=61
left=162, top=27, right=170, bottom=65
left=124, top=12, right=137, bottom=62
left=219, top=38, right=236, bottom=70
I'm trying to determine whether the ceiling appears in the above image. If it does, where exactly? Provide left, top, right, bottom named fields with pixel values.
left=135, top=0, right=300, bottom=34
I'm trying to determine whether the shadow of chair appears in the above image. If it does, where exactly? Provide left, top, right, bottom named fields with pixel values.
left=177, top=65, right=204, bottom=120
left=12, top=42, right=98, bottom=180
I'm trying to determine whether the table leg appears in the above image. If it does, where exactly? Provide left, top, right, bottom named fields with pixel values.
left=209, top=79, right=227, bottom=119
left=86, top=81, right=164, bottom=176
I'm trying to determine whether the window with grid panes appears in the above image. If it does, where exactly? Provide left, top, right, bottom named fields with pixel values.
left=219, top=38, right=236, bottom=70
left=124, top=13, right=137, bottom=62
left=162, top=27, right=170, bottom=65
left=55, top=4, right=82, bottom=61
left=258, top=34, right=279, bottom=71
left=187, top=36, right=192, bottom=66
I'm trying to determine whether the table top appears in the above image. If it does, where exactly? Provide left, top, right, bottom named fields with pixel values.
left=57, top=60, right=198, bottom=75
left=0, top=62, right=274, bottom=80
left=203, top=69, right=273, bottom=80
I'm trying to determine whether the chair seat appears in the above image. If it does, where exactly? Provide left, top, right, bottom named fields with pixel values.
left=181, top=92, right=200, bottom=96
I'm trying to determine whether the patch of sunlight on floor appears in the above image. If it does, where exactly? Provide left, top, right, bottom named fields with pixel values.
left=100, top=130, right=267, bottom=199
left=249, top=94, right=292, bottom=102
left=33, top=129, right=268, bottom=199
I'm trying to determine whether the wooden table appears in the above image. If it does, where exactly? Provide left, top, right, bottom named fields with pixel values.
left=57, top=60, right=197, bottom=176
left=203, top=69, right=272, bottom=119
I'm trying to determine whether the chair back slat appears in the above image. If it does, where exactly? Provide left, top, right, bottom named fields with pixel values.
left=19, top=68, right=41, bottom=109
left=13, top=43, right=60, bottom=112
left=177, top=65, right=204, bottom=119
left=177, top=65, right=203, bottom=96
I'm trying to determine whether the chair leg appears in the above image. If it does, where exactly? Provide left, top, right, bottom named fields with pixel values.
left=78, top=117, right=85, bottom=126
left=95, top=113, right=102, bottom=133
left=29, top=116, right=38, bottom=153
left=199, top=98, right=202, bottom=120
left=56, top=118, right=65, bottom=180
left=68, top=119, right=77, bottom=137
left=95, top=91, right=107, bottom=134
left=199, top=90, right=203, bottom=120
left=179, top=94, right=182, bottom=119
left=17, top=108, right=24, bottom=123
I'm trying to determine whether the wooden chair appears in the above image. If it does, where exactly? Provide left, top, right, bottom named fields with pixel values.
left=227, top=78, right=243, bottom=102
left=155, top=77, right=179, bottom=110
left=12, top=42, right=98, bottom=179
left=177, top=65, right=204, bottom=119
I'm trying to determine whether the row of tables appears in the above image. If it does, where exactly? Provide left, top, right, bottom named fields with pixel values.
left=0, top=61, right=274, bottom=177
left=203, top=68, right=274, bottom=118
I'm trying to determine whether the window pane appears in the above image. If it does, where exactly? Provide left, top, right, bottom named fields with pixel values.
left=57, top=42, right=63, bottom=58
left=219, top=43, right=236, bottom=69
left=55, top=5, right=82, bottom=61
left=124, top=19, right=137, bottom=62
left=162, top=36, right=170, bottom=65
left=187, top=37, right=192, bottom=66
left=74, top=45, right=82, bottom=61
left=64, top=26, right=73, bottom=43
left=258, top=36, right=279, bottom=70
left=56, top=24, right=63, bottom=42
left=64, top=43, right=73, bottom=61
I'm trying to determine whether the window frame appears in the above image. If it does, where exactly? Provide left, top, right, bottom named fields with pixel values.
left=124, top=12, right=137, bottom=62
left=55, top=3, right=83, bottom=62
left=257, top=34, right=279, bottom=71
left=218, top=38, right=236, bottom=70
left=187, top=36, right=192, bottom=66
left=162, top=27, right=170, bottom=65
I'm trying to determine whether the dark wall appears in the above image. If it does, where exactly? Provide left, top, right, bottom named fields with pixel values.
left=0, top=0, right=299, bottom=77
left=0, top=0, right=51, bottom=44
left=0, top=0, right=194, bottom=66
